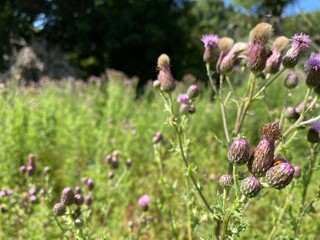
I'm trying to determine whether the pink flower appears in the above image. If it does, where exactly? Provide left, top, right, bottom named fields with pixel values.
left=201, top=34, right=219, bottom=48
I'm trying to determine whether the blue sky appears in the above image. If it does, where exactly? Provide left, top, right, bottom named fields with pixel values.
left=225, top=0, right=320, bottom=16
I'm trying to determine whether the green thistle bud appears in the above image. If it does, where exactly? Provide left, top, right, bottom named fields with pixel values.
left=53, top=203, right=66, bottom=216
left=227, top=138, right=250, bottom=166
left=240, top=176, right=261, bottom=198
left=265, top=158, right=294, bottom=189
left=219, top=174, right=233, bottom=189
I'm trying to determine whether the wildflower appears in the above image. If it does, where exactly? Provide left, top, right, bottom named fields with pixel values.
left=112, top=156, right=119, bottom=169
left=126, top=159, right=132, bottom=167
left=43, top=166, right=51, bottom=174
left=60, top=187, right=74, bottom=206
left=138, top=194, right=150, bottom=211
left=265, top=158, right=294, bottom=189
left=108, top=171, right=114, bottom=179
left=26, top=165, right=35, bottom=176
left=219, top=174, right=233, bottom=189
left=153, top=80, right=161, bottom=89
left=265, top=36, right=289, bottom=74
left=247, top=22, right=273, bottom=72
left=240, top=176, right=261, bottom=198
left=219, top=42, right=247, bottom=73
left=75, top=186, right=82, bottom=194
left=187, top=84, right=199, bottom=99
left=28, top=188, right=36, bottom=196
left=177, top=94, right=189, bottom=104
left=201, top=34, right=219, bottom=62
left=227, top=138, right=250, bottom=166
left=20, top=165, right=27, bottom=174
left=53, top=203, right=66, bottom=216
left=188, top=103, right=196, bottom=114
left=86, top=178, right=94, bottom=190
left=105, top=155, right=112, bottom=164
left=157, top=54, right=176, bottom=93
left=217, top=37, right=234, bottom=69
left=84, top=195, right=92, bottom=206
left=248, top=122, right=282, bottom=177
left=284, top=72, right=299, bottom=89
left=308, top=120, right=320, bottom=132
left=282, top=33, right=310, bottom=68
left=179, top=103, right=189, bottom=114
left=305, top=53, right=320, bottom=88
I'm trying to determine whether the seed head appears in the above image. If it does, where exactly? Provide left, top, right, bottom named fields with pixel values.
left=240, top=176, right=261, bottom=198
left=249, top=22, right=273, bottom=45
left=284, top=72, right=299, bottom=89
left=273, top=36, right=289, bottom=52
left=227, top=138, right=250, bottom=166
left=260, top=122, right=282, bottom=142
left=219, top=174, right=233, bottom=189
left=305, top=53, right=320, bottom=88
left=157, top=54, right=170, bottom=69
left=53, top=203, right=66, bottom=216
left=60, top=187, right=74, bottom=206
left=218, top=37, right=234, bottom=52
left=265, top=158, right=294, bottom=189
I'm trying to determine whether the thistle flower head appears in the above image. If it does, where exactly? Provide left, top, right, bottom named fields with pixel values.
left=227, top=138, right=250, bottom=166
left=157, top=54, right=176, bottom=92
left=218, top=37, right=234, bottom=52
left=74, top=194, right=84, bottom=206
left=260, top=122, right=282, bottom=142
left=291, top=33, right=311, bottom=51
left=305, top=53, right=320, bottom=88
left=265, top=49, right=282, bottom=74
left=201, top=34, right=219, bottom=49
left=249, top=22, right=273, bottom=45
left=240, top=176, right=261, bottom=198
left=308, top=121, right=320, bottom=132
left=152, top=131, right=163, bottom=144
left=219, top=174, right=233, bottom=189
left=307, top=128, right=320, bottom=143
left=266, top=158, right=294, bottom=189
left=219, top=42, right=247, bottom=72
left=138, top=194, right=150, bottom=211
left=84, top=195, right=92, bottom=206
left=177, top=93, right=190, bottom=104
left=283, top=106, right=299, bottom=120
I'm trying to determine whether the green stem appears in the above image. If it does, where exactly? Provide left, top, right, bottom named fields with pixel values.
left=267, top=194, right=290, bottom=240
left=219, top=75, right=230, bottom=144
left=206, top=62, right=217, bottom=94
left=233, top=165, right=240, bottom=199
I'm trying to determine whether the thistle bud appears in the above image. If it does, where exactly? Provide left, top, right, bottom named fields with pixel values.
left=187, top=84, right=199, bottom=99
left=283, top=106, right=299, bottom=120
left=53, top=203, right=66, bottom=216
left=307, top=128, right=320, bottom=143
left=265, top=36, right=289, bottom=74
left=284, top=72, right=299, bottom=89
left=86, top=178, right=94, bottom=190
left=179, top=103, right=189, bottom=114
left=126, top=158, right=132, bottom=167
left=111, top=157, right=119, bottom=169
left=219, top=174, right=233, bottom=189
left=153, top=80, right=161, bottom=89
left=74, top=218, right=84, bottom=228
left=105, top=155, right=112, bottom=164
left=201, top=34, right=219, bottom=62
left=20, top=165, right=27, bottom=174
left=108, top=171, right=114, bottom=179
left=304, top=53, right=320, bottom=88
left=188, top=104, right=196, bottom=114
left=293, top=165, right=301, bottom=178
left=157, top=54, right=176, bottom=93
left=240, top=176, right=261, bottom=198
left=282, top=33, right=310, bottom=68
left=227, top=138, right=250, bottom=166
left=84, top=195, right=92, bottom=206
left=28, top=154, right=36, bottom=169
left=265, top=158, right=294, bottom=189
left=26, top=165, right=35, bottom=176
left=75, top=186, right=82, bottom=194
left=43, top=166, right=51, bottom=174
left=60, top=187, right=74, bottom=206
left=74, top=194, right=84, bottom=206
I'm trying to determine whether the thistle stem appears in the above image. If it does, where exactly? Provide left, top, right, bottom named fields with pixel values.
left=219, top=75, right=231, bottom=144
left=232, top=165, right=241, bottom=199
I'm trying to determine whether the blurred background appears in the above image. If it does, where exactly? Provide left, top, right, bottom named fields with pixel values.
left=0, top=0, right=320, bottom=86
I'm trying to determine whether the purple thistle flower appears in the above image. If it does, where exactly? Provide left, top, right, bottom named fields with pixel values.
left=309, top=121, right=320, bottom=132
left=201, top=34, right=219, bottom=49
left=0, top=191, right=6, bottom=198
left=177, top=94, right=189, bottom=104
left=305, top=53, right=320, bottom=71
left=138, top=194, right=150, bottom=211
left=291, top=33, right=311, bottom=51
left=28, top=188, right=36, bottom=196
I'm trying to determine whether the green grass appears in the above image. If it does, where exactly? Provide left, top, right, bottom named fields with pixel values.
left=0, top=73, right=318, bottom=239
